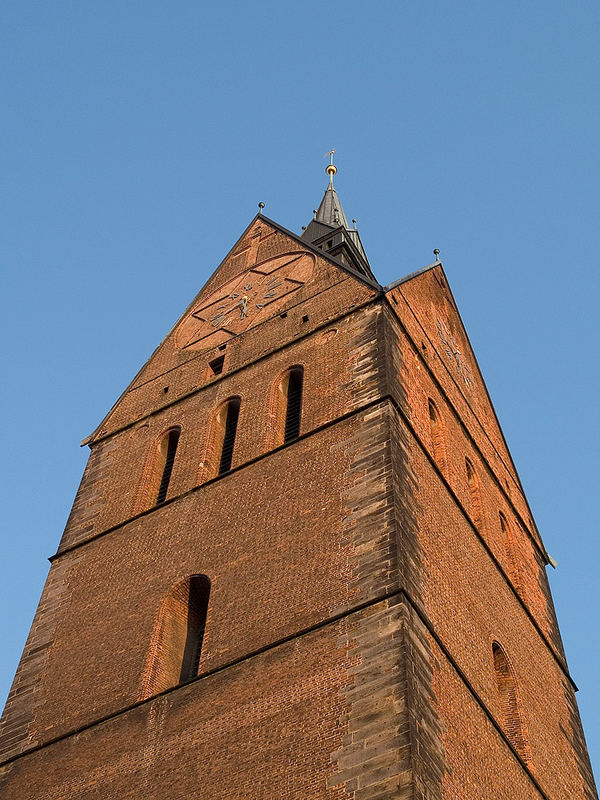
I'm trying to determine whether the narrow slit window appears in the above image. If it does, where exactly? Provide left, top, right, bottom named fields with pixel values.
left=142, top=575, right=211, bottom=698
left=284, top=368, right=303, bottom=443
left=218, top=399, right=240, bottom=475
left=156, top=428, right=180, bottom=505
left=179, top=575, right=211, bottom=683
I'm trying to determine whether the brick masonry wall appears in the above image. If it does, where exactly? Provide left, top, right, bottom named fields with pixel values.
left=0, top=552, right=82, bottom=760
left=386, top=279, right=564, bottom=657
left=0, top=599, right=442, bottom=800
left=1, top=215, right=596, bottom=800
left=399, top=414, right=591, bottom=797
left=383, top=273, right=596, bottom=799
left=0, top=618, right=360, bottom=799
left=387, top=274, right=540, bottom=536
left=60, top=290, right=376, bottom=548
left=2, top=416, right=370, bottom=749
left=0, top=278, right=413, bottom=775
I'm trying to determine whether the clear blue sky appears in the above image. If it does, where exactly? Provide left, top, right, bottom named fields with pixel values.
left=1, top=0, right=598, bottom=780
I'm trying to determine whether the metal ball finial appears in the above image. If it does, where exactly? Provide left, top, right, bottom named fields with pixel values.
left=433, top=248, right=440, bottom=261
left=324, top=148, right=337, bottom=182
left=258, top=202, right=265, bottom=213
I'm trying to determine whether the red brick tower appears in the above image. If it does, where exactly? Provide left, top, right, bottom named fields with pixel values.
left=0, top=163, right=596, bottom=800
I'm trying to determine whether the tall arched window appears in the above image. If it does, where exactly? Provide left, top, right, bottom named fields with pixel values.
left=428, top=398, right=446, bottom=472
left=156, top=428, right=180, bottom=505
left=142, top=575, right=211, bottom=698
left=198, top=397, right=242, bottom=482
left=492, top=642, right=530, bottom=763
left=465, top=457, right=483, bottom=530
left=211, top=397, right=241, bottom=476
left=266, top=366, right=304, bottom=449
left=134, top=426, right=181, bottom=513
left=284, top=367, right=303, bottom=443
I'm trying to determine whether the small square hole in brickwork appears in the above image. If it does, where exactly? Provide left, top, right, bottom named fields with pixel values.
left=280, top=311, right=287, bottom=319
left=218, top=343, right=227, bottom=351
left=208, top=355, right=225, bottom=376
left=302, top=314, right=309, bottom=323
left=163, top=386, right=169, bottom=394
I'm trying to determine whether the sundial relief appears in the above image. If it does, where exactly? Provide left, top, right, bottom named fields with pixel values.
left=175, top=251, right=316, bottom=352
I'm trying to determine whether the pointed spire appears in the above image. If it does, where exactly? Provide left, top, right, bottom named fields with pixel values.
left=313, top=153, right=352, bottom=230
left=301, top=153, right=375, bottom=282
left=311, top=150, right=350, bottom=229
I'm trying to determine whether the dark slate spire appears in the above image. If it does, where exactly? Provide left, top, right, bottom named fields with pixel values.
left=301, top=154, right=375, bottom=282
left=314, top=170, right=351, bottom=229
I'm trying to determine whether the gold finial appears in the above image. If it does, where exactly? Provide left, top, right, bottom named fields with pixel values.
left=324, top=148, right=337, bottom=182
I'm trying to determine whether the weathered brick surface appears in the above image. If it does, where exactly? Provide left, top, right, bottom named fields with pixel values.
left=0, top=599, right=442, bottom=800
left=0, top=551, right=83, bottom=759
left=386, top=281, right=564, bottom=656
left=93, top=221, right=375, bottom=440
left=388, top=273, right=540, bottom=538
left=0, top=217, right=596, bottom=800
left=428, top=625, right=546, bottom=800
left=395, top=408, right=589, bottom=797
left=60, top=287, right=377, bottom=550
left=0, top=620, right=355, bottom=799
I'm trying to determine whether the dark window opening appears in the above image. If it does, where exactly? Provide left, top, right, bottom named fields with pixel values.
left=284, top=368, right=303, bottom=443
left=179, top=575, right=211, bottom=683
left=302, top=314, right=309, bottom=323
left=156, top=428, right=180, bottom=505
left=208, top=355, right=225, bottom=376
left=218, top=399, right=240, bottom=475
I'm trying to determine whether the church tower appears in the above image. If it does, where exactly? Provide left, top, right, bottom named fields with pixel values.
left=0, top=162, right=596, bottom=800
